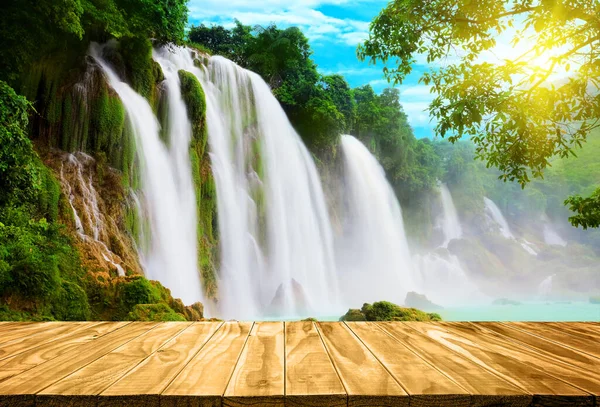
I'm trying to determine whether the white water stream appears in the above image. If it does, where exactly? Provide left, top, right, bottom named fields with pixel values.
left=91, top=43, right=204, bottom=305
left=150, top=47, right=340, bottom=319
left=338, top=135, right=415, bottom=305
left=484, top=197, right=538, bottom=256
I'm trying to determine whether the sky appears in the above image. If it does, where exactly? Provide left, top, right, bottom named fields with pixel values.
left=188, top=0, right=437, bottom=138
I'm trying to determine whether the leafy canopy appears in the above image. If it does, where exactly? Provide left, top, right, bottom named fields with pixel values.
left=359, top=0, right=600, bottom=225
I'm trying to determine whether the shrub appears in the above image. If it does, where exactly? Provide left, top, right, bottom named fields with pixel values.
left=127, top=303, right=186, bottom=322
left=340, top=301, right=443, bottom=322
left=52, top=280, right=90, bottom=320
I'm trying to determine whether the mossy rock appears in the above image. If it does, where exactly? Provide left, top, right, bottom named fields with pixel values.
left=52, top=280, right=91, bottom=321
left=339, top=309, right=366, bottom=321
left=126, top=303, right=186, bottom=322
left=341, top=301, right=442, bottom=322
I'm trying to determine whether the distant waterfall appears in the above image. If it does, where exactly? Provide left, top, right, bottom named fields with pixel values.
left=543, top=218, right=567, bottom=247
left=90, top=44, right=204, bottom=306
left=538, top=274, right=555, bottom=298
left=484, top=197, right=538, bottom=256
left=439, top=183, right=462, bottom=247
left=412, top=183, right=486, bottom=306
left=157, top=47, right=340, bottom=319
left=338, top=135, right=415, bottom=305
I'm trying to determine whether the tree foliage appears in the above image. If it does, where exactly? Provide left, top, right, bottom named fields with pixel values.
left=359, top=0, right=600, bottom=226
left=0, top=0, right=188, bottom=85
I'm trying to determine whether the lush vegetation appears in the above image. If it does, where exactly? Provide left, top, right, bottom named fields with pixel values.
left=340, top=301, right=442, bottom=322
left=190, top=22, right=441, bottom=201
left=359, top=0, right=600, bottom=227
left=0, top=0, right=212, bottom=321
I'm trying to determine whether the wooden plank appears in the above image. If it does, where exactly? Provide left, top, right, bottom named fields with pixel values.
left=285, top=321, right=345, bottom=407
left=161, top=321, right=253, bottom=407
left=0, top=321, right=156, bottom=407
left=543, top=322, right=600, bottom=339
left=418, top=322, right=596, bottom=406
left=0, top=322, right=94, bottom=361
left=99, top=322, right=223, bottom=407
left=503, top=322, right=600, bottom=359
left=0, top=323, right=62, bottom=346
left=379, top=322, right=531, bottom=407
left=0, top=322, right=128, bottom=384
left=480, top=322, right=600, bottom=374
left=36, top=322, right=190, bottom=406
left=317, top=322, right=409, bottom=407
left=223, top=321, right=284, bottom=407
left=345, top=322, right=470, bottom=407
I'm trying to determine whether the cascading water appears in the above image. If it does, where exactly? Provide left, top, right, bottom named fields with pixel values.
left=338, top=135, right=415, bottom=305
left=538, top=274, right=555, bottom=298
left=156, top=46, right=340, bottom=319
left=59, top=152, right=125, bottom=276
left=90, top=43, right=204, bottom=306
left=484, top=197, right=538, bottom=256
left=439, top=183, right=462, bottom=247
left=413, top=183, right=487, bottom=306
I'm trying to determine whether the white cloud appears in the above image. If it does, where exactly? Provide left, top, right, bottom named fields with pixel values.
left=188, top=0, right=383, bottom=46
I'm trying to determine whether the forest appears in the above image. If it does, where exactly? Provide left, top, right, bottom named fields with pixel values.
left=0, top=0, right=598, bottom=321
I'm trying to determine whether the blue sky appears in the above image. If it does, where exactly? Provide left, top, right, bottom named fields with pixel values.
left=188, top=0, right=436, bottom=138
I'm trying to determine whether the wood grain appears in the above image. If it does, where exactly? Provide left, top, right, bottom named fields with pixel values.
left=317, top=322, right=409, bottom=407
left=378, top=322, right=531, bottom=407
left=285, top=321, right=345, bottom=407
left=421, top=322, right=596, bottom=404
left=0, top=321, right=597, bottom=407
left=0, top=322, right=93, bottom=361
left=0, top=323, right=61, bottom=346
left=98, top=322, right=222, bottom=407
left=0, top=322, right=128, bottom=384
left=36, top=322, right=189, bottom=406
left=503, top=322, right=600, bottom=359
left=223, top=322, right=285, bottom=407
left=346, top=322, right=470, bottom=407
left=0, top=321, right=155, bottom=402
left=479, top=322, right=600, bottom=376
left=161, top=321, right=253, bottom=407
left=542, top=322, right=600, bottom=339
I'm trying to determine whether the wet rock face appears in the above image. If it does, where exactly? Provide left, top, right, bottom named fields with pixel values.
left=404, top=291, right=443, bottom=311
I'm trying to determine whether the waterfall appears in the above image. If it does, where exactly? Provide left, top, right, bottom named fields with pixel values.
left=538, top=274, right=555, bottom=298
left=155, top=47, right=340, bottom=319
left=544, top=224, right=567, bottom=247
left=484, top=197, right=538, bottom=256
left=439, top=183, right=462, bottom=247
left=484, top=197, right=514, bottom=239
left=411, top=183, right=486, bottom=306
left=90, top=43, right=204, bottom=306
left=59, top=152, right=125, bottom=276
left=338, top=135, right=415, bottom=305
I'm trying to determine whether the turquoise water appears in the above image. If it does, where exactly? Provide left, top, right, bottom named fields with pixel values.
left=438, top=302, right=600, bottom=322
left=260, top=302, right=600, bottom=322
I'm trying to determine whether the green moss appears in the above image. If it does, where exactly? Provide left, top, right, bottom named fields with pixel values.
left=178, top=70, right=207, bottom=151
left=120, top=276, right=162, bottom=308
left=37, top=165, right=61, bottom=222
left=93, top=85, right=125, bottom=154
left=178, top=69, right=219, bottom=299
left=120, top=37, right=163, bottom=106
left=52, top=280, right=91, bottom=320
left=126, top=303, right=187, bottom=322
left=340, top=301, right=442, bottom=322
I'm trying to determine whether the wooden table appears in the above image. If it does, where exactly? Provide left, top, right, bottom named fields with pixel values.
left=0, top=321, right=598, bottom=406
